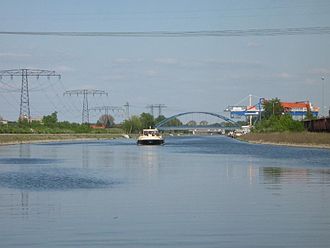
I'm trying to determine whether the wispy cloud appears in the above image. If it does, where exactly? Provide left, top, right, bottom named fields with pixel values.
left=112, top=58, right=144, bottom=65
left=309, top=67, right=330, bottom=76
left=144, top=69, right=159, bottom=77
left=247, top=41, right=261, bottom=48
left=53, top=65, right=75, bottom=73
left=153, top=58, right=179, bottom=65
left=0, top=52, right=31, bottom=58
left=273, top=72, right=294, bottom=79
left=202, top=59, right=263, bottom=67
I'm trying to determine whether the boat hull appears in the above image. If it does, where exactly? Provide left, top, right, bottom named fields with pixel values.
left=137, top=139, right=164, bottom=145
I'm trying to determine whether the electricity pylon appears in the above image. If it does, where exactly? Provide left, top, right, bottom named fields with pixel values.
left=146, top=104, right=166, bottom=117
left=0, top=69, right=61, bottom=121
left=89, top=106, right=125, bottom=116
left=63, top=89, right=108, bottom=123
left=124, top=102, right=130, bottom=119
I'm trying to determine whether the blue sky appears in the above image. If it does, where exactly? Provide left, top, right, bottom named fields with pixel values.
left=0, top=0, right=330, bottom=122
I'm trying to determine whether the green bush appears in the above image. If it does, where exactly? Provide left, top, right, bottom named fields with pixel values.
left=254, top=114, right=304, bottom=133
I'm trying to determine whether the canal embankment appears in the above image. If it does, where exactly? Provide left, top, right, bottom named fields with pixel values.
left=0, top=133, right=126, bottom=146
left=238, top=132, right=330, bottom=149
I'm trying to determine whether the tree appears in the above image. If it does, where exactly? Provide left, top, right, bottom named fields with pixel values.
left=254, top=114, right=304, bottom=132
left=262, top=98, right=284, bottom=119
left=98, top=114, right=115, bottom=128
left=166, top=117, right=182, bottom=126
left=140, top=112, right=155, bottom=129
left=122, top=116, right=142, bottom=133
left=305, top=108, right=316, bottom=120
left=200, top=120, right=208, bottom=126
left=154, top=115, right=166, bottom=125
left=187, top=120, right=197, bottom=126
left=42, top=111, right=58, bottom=127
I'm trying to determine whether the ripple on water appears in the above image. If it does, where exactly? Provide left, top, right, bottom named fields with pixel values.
left=0, top=169, right=118, bottom=191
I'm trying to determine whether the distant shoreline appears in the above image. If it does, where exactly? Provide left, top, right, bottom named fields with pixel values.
left=238, top=132, right=330, bottom=149
left=0, top=133, right=127, bottom=146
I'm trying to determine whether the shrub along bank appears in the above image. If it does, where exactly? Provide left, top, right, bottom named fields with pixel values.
left=253, top=114, right=305, bottom=133
left=0, top=112, right=123, bottom=134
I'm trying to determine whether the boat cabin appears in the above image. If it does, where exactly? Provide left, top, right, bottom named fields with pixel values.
left=142, top=129, right=160, bottom=136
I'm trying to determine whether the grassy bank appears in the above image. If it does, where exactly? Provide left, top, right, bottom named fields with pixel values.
left=0, top=133, right=126, bottom=146
left=238, top=132, right=330, bottom=149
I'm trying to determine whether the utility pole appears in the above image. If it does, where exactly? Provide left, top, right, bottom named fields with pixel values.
left=146, top=104, right=166, bottom=117
left=63, top=89, right=108, bottom=123
left=0, top=69, right=61, bottom=121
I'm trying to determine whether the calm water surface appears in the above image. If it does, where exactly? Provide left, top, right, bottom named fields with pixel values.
left=0, top=136, right=329, bottom=247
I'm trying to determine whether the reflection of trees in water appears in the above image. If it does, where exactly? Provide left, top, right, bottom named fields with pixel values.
left=82, top=144, right=89, bottom=168
left=20, top=191, right=29, bottom=216
left=19, top=144, right=31, bottom=158
left=260, top=167, right=330, bottom=188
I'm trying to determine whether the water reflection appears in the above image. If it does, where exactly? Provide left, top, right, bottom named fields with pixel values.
left=82, top=144, right=90, bottom=168
left=20, top=191, right=29, bottom=216
left=0, top=169, right=117, bottom=191
left=139, top=146, right=160, bottom=177
left=260, top=167, right=330, bottom=186
left=0, top=137, right=329, bottom=248
left=19, top=144, right=30, bottom=158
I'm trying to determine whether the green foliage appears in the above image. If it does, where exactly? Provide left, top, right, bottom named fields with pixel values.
left=121, top=113, right=184, bottom=133
left=0, top=112, right=96, bottom=134
left=140, top=112, right=155, bottom=129
left=169, top=118, right=182, bottom=126
left=305, top=109, right=316, bottom=120
left=164, top=117, right=182, bottom=127
left=42, top=112, right=58, bottom=127
left=254, top=114, right=304, bottom=133
left=253, top=98, right=304, bottom=133
left=262, top=98, right=284, bottom=119
left=122, top=116, right=142, bottom=133
left=187, top=120, right=197, bottom=126
left=154, top=115, right=166, bottom=124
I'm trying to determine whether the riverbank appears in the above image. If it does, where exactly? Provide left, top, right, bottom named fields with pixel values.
left=0, top=133, right=126, bottom=146
left=238, top=132, right=330, bottom=149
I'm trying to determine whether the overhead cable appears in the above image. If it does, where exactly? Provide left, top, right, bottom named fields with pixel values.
left=0, top=27, right=330, bottom=37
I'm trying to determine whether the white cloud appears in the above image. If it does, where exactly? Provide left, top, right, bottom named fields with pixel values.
left=309, top=67, right=330, bottom=76
left=144, top=69, right=158, bottom=77
left=273, top=72, right=294, bottom=79
left=112, top=58, right=144, bottom=65
left=0, top=52, right=31, bottom=58
left=247, top=42, right=261, bottom=48
left=53, top=65, right=75, bottom=73
left=154, top=58, right=179, bottom=65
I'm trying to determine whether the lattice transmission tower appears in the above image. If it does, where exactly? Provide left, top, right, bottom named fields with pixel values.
left=63, top=89, right=108, bottom=123
left=124, top=102, right=130, bottom=119
left=0, top=69, right=61, bottom=121
left=89, top=105, right=125, bottom=116
left=146, top=104, right=167, bottom=117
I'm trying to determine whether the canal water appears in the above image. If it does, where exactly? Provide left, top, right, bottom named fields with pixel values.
left=0, top=136, right=329, bottom=247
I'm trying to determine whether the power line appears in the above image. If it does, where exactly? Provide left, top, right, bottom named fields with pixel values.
left=146, top=104, right=167, bottom=117
left=63, top=89, right=108, bottom=123
left=0, top=69, right=61, bottom=121
left=1, top=27, right=330, bottom=37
